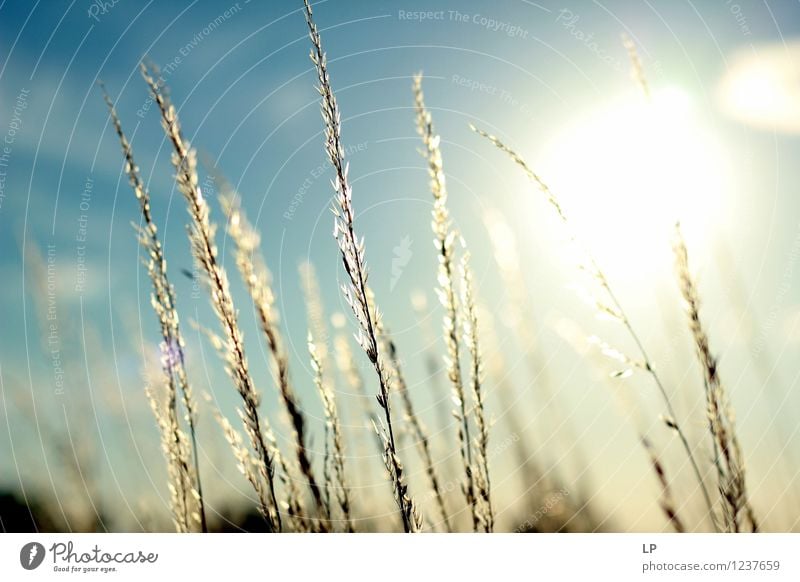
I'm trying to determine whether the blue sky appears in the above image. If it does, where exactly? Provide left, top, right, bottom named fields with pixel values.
left=2, top=0, right=800, bottom=530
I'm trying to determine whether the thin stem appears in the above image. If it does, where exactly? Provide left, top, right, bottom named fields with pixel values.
left=605, top=284, right=718, bottom=531
left=472, top=126, right=720, bottom=532
left=386, top=334, right=453, bottom=532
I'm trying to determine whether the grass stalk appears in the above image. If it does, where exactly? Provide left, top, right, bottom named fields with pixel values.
left=303, top=0, right=420, bottom=532
left=413, top=73, right=479, bottom=530
left=641, top=435, right=686, bottom=533
left=101, top=84, right=205, bottom=532
left=140, top=62, right=282, bottom=531
left=219, top=188, right=328, bottom=527
left=673, top=225, right=758, bottom=532
left=379, top=320, right=452, bottom=532
left=309, top=332, right=354, bottom=532
left=460, top=250, right=494, bottom=532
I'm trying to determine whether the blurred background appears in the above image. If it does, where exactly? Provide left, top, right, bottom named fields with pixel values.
left=1, top=0, right=799, bottom=532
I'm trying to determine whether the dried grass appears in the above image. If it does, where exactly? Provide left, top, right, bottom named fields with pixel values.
left=219, top=187, right=328, bottom=528
left=641, top=435, right=685, bottom=533
left=101, top=84, right=205, bottom=532
left=140, top=62, right=282, bottom=531
left=460, top=249, right=493, bottom=532
left=375, top=310, right=452, bottom=532
left=673, top=225, right=758, bottom=533
left=303, top=0, right=420, bottom=532
left=309, top=332, right=354, bottom=532
left=414, top=73, right=479, bottom=530
left=71, top=6, right=784, bottom=535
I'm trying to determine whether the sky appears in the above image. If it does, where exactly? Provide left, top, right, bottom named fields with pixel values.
left=1, top=0, right=799, bottom=531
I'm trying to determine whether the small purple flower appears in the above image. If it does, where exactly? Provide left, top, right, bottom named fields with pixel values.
left=159, top=339, right=182, bottom=371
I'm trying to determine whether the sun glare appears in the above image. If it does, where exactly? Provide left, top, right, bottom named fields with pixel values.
left=719, top=42, right=800, bottom=133
left=537, top=87, right=729, bottom=282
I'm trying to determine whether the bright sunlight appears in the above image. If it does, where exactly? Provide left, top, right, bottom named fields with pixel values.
left=539, top=87, right=730, bottom=280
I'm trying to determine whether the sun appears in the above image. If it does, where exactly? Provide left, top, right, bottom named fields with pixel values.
left=537, top=87, right=730, bottom=283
